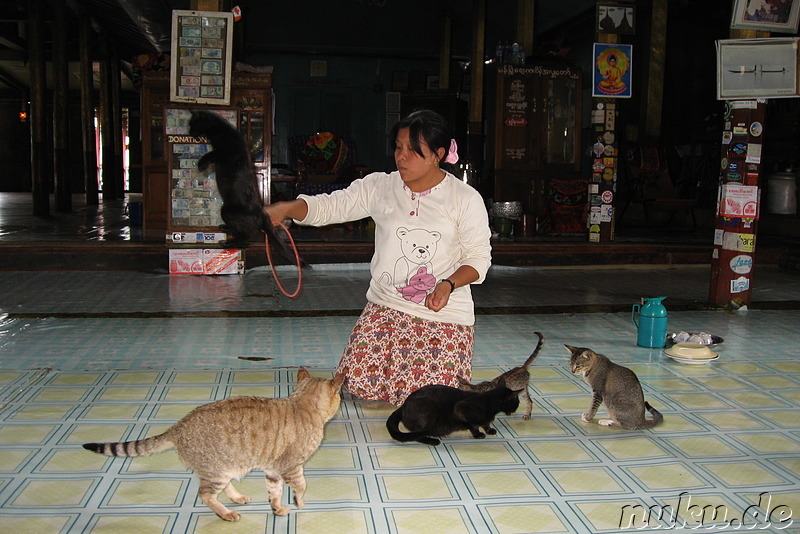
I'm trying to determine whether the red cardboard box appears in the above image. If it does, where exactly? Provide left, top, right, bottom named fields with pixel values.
left=169, top=249, right=244, bottom=275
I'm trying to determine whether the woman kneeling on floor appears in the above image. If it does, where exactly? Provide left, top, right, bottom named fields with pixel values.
left=265, top=110, right=492, bottom=405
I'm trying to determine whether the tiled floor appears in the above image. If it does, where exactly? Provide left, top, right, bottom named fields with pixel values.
left=0, top=193, right=799, bottom=533
left=1, top=310, right=799, bottom=533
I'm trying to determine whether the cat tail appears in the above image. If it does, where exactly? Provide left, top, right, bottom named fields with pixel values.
left=521, top=331, right=545, bottom=369
left=260, top=214, right=307, bottom=267
left=455, top=375, right=478, bottom=391
left=386, top=408, right=439, bottom=445
left=82, top=432, right=174, bottom=457
left=640, top=402, right=664, bottom=428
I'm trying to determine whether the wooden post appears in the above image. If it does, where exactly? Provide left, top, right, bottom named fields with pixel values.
left=468, top=0, right=485, bottom=183
left=99, top=32, right=116, bottom=200
left=708, top=28, right=769, bottom=307
left=79, top=17, right=99, bottom=206
left=644, top=0, right=667, bottom=140
left=52, top=0, right=72, bottom=212
left=516, top=0, right=534, bottom=58
left=588, top=20, right=620, bottom=243
left=27, top=0, right=48, bottom=216
left=109, top=43, right=124, bottom=199
left=438, top=14, right=451, bottom=90
left=708, top=100, right=765, bottom=307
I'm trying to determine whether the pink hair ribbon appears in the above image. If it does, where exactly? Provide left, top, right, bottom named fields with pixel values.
left=444, top=138, right=459, bottom=164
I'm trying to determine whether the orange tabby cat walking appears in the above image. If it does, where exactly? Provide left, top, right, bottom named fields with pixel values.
left=83, top=368, right=344, bottom=522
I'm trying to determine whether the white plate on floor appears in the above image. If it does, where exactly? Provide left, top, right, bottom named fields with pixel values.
left=664, top=352, right=719, bottom=365
left=664, top=342, right=719, bottom=364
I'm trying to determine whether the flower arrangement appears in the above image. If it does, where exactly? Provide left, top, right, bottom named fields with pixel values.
left=299, top=132, right=349, bottom=173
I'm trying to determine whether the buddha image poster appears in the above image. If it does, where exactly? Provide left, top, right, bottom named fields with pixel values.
left=593, top=43, right=633, bottom=98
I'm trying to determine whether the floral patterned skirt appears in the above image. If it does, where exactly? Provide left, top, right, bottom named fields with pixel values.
left=337, top=302, right=474, bottom=405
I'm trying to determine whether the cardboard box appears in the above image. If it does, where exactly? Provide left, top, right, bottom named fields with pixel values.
left=169, top=248, right=244, bottom=275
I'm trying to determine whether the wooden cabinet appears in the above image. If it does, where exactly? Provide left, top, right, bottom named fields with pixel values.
left=139, top=70, right=273, bottom=236
left=485, top=60, right=582, bottom=219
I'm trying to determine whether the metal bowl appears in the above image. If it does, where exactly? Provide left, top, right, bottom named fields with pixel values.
left=666, top=331, right=724, bottom=347
left=492, top=201, right=524, bottom=219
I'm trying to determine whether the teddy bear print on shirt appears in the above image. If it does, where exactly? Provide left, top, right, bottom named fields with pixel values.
left=397, top=266, right=436, bottom=303
left=380, top=227, right=442, bottom=304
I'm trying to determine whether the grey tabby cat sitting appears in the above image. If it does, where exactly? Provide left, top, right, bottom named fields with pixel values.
left=567, top=344, right=663, bottom=430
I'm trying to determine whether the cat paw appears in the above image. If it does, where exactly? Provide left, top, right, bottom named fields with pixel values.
left=474, top=432, right=486, bottom=439
left=581, top=412, right=594, bottom=423
left=293, top=495, right=305, bottom=509
left=220, top=511, right=241, bottom=522
left=273, top=505, right=291, bottom=516
left=522, top=413, right=532, bottom=420
left=485, top=428, right=497, bottom=435
left=598, top=419, right=616, bottom=426
left=231, top=495, right=251, bottom=505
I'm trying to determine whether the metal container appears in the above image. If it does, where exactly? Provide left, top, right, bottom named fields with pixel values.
left=492, top=201, right=523, bottom=219
left=767, top=171, right=797, bottom=215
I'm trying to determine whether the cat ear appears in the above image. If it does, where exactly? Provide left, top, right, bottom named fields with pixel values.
left=297, top=367, right=311, bottom=381
left=332, top=372, right=346, bottom=390
left=565, top=344, right=576, bottom=352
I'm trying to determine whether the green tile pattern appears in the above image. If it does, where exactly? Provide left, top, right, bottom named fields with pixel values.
left=0, top=310, right=798, bottom=533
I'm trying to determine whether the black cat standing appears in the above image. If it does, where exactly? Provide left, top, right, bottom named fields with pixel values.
left=386, top=382, right=521, bottom=446
left=188, top=110, right=296, bottom=264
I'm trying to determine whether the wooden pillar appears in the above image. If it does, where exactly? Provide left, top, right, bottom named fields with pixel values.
left=52, top=0, right=71, bottom=212
left=588, top=22, right=620, bottom=243
left=191, top=0, right=223, bottom=10
left=708, top=28, right=769, bottom=307
left=644, top=0, right=667, bottom=140
left=79, top=17, right=99, bottom=206
left=27, top=0, right=48, bottom=216
left=99, top=32, right=116, bottom=200
left=468, top=0, right=485, bottom=178
left=516, top=0, right=534, bottom=58
left=438, top=14, right=451, bottom=90
left=109, top=43, right=124, bottom=198
left=708, top=100, right=765, bottom=307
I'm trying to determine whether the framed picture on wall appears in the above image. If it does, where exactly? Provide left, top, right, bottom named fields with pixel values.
left=170, top=10, right=234, bottom=105
left=592, top=43, right=633, bottom=98
left=731, top=0, right=800, bottom=33
left=716, top=38, right=800, bottom=99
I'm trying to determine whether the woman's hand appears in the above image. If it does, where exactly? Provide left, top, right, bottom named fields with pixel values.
left=264, top=200, right=308, bottom=226
left=425, top=282, right=452, bottom=312
left=424, top=266, right=479, bottom=312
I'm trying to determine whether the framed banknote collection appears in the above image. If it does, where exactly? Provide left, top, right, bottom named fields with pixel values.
left=170, top=10, right=234, bottom=105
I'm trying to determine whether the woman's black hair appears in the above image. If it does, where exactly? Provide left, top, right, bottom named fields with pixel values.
left=390, top=109, right=457, bottom=173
